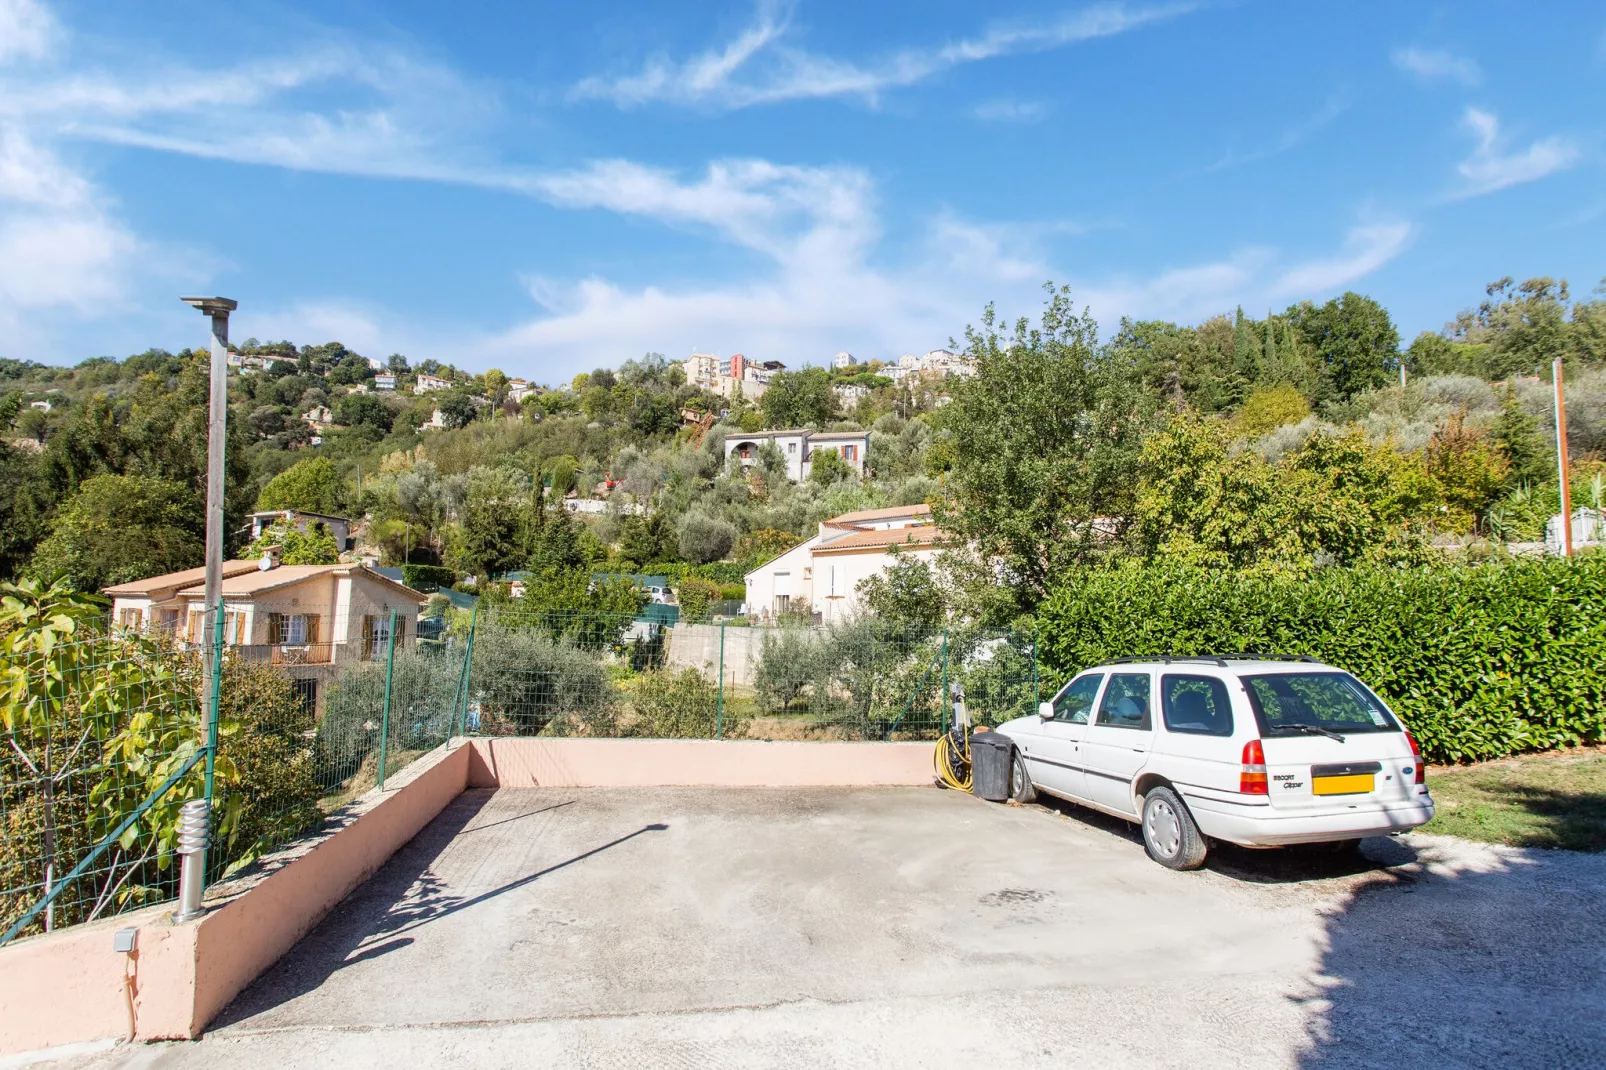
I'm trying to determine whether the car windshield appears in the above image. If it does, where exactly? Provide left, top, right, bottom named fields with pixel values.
left=1241, top=672, right=1400, bottom=735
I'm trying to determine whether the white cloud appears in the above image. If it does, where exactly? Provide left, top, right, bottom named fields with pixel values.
left=572, top=1, right=1193, bottom=110
left=1391, top=46, right=1481, bottom=86
left=0, top=0, right=55, bottom=64
left=1455, top=107, right=1579, bottom=197
left=972, top=99, right=1049, bottom=123
left=1270, top=221, right=1412, bottom=297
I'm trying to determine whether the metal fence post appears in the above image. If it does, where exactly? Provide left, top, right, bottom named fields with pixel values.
left=1031, top=631, right=1040, bottom=717
left=202, top=598, right=225, bottom=804
left=451, top=603, right=478, bottom=737
left=940, top=629, right=949, bottom=735
left=377, top=609, right=396, bottom=791
left=715, top=622, right=726, bottom=740
left=458, top=606, right=478, bottom=734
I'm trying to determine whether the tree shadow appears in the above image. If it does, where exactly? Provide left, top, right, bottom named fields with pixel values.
left=210, top=790, right=662, bottom=1030
left=1295, top=839, right=1606, bottom=1067
left=1429, top=782, right=1606, bottom=852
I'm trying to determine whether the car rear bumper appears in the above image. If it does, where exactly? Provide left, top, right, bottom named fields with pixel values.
left=1190, top=795, right=1436, bottom=847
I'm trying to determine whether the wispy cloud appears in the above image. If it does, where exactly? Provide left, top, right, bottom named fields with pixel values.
left=571, top=1, right=1194, bottom=110
left=1455, top=107, right=1578, bottom=197
left=0, top=0, right=55, bottom=64
left=1391, top=46, right=1481, bottom=86
left=1197, top=92, right=1350, bottom=174
left=972, top=98, right=1049, bottom=123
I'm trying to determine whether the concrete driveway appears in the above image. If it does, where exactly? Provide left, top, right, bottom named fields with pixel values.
left=60, top=786, right=1606, bottom=1069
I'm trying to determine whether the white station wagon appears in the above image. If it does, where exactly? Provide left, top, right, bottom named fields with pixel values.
left=995, top=656, right=1435, bottom=869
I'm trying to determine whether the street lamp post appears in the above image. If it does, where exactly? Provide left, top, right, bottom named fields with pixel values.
left=180, top=297, right=237, bottom=679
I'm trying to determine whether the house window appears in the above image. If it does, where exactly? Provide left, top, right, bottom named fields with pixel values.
left=774, top=595, right=791, bottom=614
left=843, top=445, right=857, bottom=462
left=788, top=442, right=796, bottom=454
left=268, top=613, right=320, bottom=645
left=117, top=608, right=143, bottom=631
left=362, top=614, right=401, bottom=660
left=223, top=610, right=247, bottom=645
left=292, top=679, right=318, bottom=717
left=187, top=609, right=204, bottom=643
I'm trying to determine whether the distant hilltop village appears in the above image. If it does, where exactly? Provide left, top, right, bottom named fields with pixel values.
left=679, top=348, right=973, bottom=402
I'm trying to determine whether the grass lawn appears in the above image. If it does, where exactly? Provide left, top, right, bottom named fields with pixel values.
left=1422, top=748, right=1606, bottom=852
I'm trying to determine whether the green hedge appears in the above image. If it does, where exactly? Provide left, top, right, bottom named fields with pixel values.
left=401, top=564, right=456, bottom=592
left=1034, top=557, right=1606, bottom=763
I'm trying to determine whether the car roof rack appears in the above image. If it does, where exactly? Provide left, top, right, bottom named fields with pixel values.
left=1215, top=653, right=1321, bottom=663
left=1105, top=655, right=1229, bottom=667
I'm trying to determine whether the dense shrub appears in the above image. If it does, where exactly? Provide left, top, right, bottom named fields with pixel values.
left=624, top=668, right=743, bottom=738
left=1035, top=557, right=1606, bottom=763
left=401, top=564, right=455, bottom=592
left=676, top=576, right=720, bottom=623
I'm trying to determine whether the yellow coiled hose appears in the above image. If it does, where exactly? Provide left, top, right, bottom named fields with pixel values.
left=934, top=729, right=972, bottom=791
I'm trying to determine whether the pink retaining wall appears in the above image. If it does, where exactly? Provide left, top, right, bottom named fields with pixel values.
left=0, top=737, right=932, bottom=1057
left=466, top=737, right=934, bottom=789
left=0, top=742, right=471, bottom=1055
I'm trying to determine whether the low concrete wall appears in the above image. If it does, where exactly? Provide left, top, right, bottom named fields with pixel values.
left=466, top=737, right=934, bottom=789
left=665, top=623, right=767, bottom=686
left=0, top=742, right=471, bottom=1055
left=1, top=736, right=933, bottom=1057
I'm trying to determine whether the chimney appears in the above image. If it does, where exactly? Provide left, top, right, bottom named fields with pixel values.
left=258, top=545, right=282, bottom=571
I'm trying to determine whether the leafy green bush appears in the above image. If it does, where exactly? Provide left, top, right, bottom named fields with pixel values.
left=401, top=564, right=455, bottom=592
left=676, top=576, right=720, bottom=623
left=1036, top=557, right=1606, bottom=763
left=754, top=626, right=823, bottom=712
left=624, top=668, right=742, bottom=738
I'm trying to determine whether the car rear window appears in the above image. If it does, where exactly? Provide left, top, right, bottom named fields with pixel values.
left=1241, top=672, right=1400, bottom=736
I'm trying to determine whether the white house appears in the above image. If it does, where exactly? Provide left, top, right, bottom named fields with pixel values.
left=303, top=404, right=333, bottom=428
left=414, top=373, right=451, bottom=394
left=833, top=382, right=870, bottom=405
left=374, top=374, right=397, bottom=391
left=744, top=504, right=942, bottom=623
left=248, top=509, right=355, bottom=551
left=833, top=351, right=857, bottom=369
left=724, top=428, right=871, bottom=482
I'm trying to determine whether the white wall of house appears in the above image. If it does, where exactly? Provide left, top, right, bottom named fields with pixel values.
left=743, top=536, right=820, bottom=617
left=809, top=544, right=941, bottom=623
left=726, top=432, right=811, bottom=482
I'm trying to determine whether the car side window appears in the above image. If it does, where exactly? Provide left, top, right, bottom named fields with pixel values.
left=1052, top=674, right=1103, bottom=724
left=1096, top=673, right=1151, bottom=730
left=1161, top=674, right=1234, bottom=737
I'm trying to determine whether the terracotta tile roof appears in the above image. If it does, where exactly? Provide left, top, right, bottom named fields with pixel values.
left=102, top=560, right=260, bottom=596
left=813, top=525, right=944, bottom=554
left=175, top=564, right=343, bottom=598
left=825, top=503, right=932, bottom=526
left=175, top=563, right=427, bottom=601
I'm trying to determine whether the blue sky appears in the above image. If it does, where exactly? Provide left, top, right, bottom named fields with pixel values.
left=1, top=0, right=1602, bottom=380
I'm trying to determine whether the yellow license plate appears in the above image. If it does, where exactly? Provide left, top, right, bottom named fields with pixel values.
left=1313, top=773, right=1374, bottom=796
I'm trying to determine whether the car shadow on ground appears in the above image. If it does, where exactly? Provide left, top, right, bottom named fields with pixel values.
left=1018, top=792, right=1417, bottom=883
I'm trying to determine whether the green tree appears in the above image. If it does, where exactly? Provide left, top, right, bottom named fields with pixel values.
left=29, top=475, right=203, bottom=590
left=437, top=389, right=478, bottom=430
left=256, top=457, right=341, bottom=515
left=855, top=553, right=945, bottom=639
left=761, top=368, right=835, bottom=428
left=1286, top=292, right=1401, bottom=400
left=678, top=512, right=736, bottom=564
left=808, top=447, right=852, bottom=485
left=331, top=392, right=394, bottom=433
left=527, top=498, right=586, bottom=575
left=246, top=520, right=338, bottom=565
left=454, top=466, right=529, bottom=580
left=937, top=284, right=1151, bottom=610
left=734, top=528, right=801, bottom=569
left=1491, top=389, right=1551, bottom=486
left=620, top=512, right=677, bottom=565
left=1232, top=384, right=1311, bottom=437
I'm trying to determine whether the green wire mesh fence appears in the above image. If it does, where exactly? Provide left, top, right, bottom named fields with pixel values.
left=3, top=599, right=1039, bottom=945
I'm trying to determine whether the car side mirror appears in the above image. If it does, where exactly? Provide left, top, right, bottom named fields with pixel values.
left=1038, top=701, right=1054, bottom=720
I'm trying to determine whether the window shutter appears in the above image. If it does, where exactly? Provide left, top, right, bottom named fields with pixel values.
left=362, top=615, right=374, bottom=656
left=305, top=615, right=320, bottom=645
left=268, top=612, right=285, bottom=644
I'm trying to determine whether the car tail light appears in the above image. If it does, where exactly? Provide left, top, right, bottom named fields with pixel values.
left=1405, top=731, right=1425, bottom=785
left=1240, top=739, right=1268, bottom=794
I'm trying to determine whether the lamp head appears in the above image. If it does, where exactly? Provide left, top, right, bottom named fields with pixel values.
left=180, top=296, right=238, bottom=315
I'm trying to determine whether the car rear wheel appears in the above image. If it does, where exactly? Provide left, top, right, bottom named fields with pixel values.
left=1009, top=749, right=1036, bottom=803
left=1142, top=786, right=1207, bottom=870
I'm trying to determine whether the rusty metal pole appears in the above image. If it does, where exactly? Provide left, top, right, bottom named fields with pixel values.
left=1555, top=358, right=1573, bottom=557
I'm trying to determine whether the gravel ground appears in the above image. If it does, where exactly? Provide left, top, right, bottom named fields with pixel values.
left=31, top=786, right=1606, bottom=1070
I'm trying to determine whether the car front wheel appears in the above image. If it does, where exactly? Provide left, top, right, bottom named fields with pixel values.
left=1142, top=786, right=1207, bottom=870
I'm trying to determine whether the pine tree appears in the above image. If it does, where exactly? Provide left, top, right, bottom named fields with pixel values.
left=1490, top=389, right=1552, bottom=486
